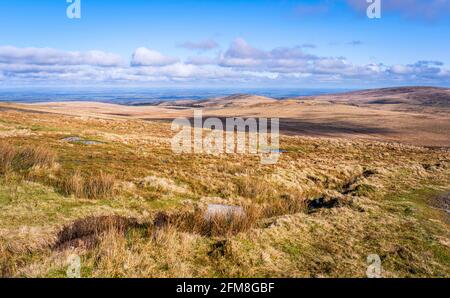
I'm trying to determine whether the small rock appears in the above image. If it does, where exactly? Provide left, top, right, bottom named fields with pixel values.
left=62, top=137, right=103, bottom=145
left=204, top=204, right=245, bottom=220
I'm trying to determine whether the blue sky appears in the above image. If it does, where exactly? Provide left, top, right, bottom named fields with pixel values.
left=0, top=0, right=449, bottom=88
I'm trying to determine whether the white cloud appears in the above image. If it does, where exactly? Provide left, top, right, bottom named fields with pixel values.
left=220, top=38, right=310, bottom=70
left=132, top=63, right=199, bottom=78
left=217, top=38, right=450, bottom=84
left=224, top=38, right=266, bottom=59
left=390, top=64, right=413, bottom=75
left=0, top=46, right=124, bottom=67
left=185, top=56, right=217, bottom=66
left=0, top=43, right=448, bottom=86
left=389, top=61, right=443, bottom=77
left=220, top=38, right=347, bottom=74
left=130, top=47, right=179, bottom=67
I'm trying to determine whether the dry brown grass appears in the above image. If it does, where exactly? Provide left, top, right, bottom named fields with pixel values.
left=167, top=193, right=308, bottom=238
left=0, top=142, right=56, bottom=174
left=235, top=174, right=277, bottom=201
left=0, top=242, right=15, bottom=278
left=89, top=222, right=199, bottom=278
left=261, top=193, right=308, bottom=218
left=17, top=87, right=450, bottom=147
left=59, top=171, right=116, bottom=199
left=168, top=204, right=261, bottom=238
left=15, top=146, right=56, bottom=170
left=60, top=171, right=84, bottom=197
left=53, top=215, right=147, bottom=251
left=0, top=142, right=15, bottom=174
left=0, top=105, right=449, bottom=278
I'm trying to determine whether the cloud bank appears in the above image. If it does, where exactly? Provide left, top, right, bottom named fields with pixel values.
left=0, top=40, right=448, bottom=86
left=131, top=47, right=179, bottom=67
left=0, top=46, right=123, bottom=67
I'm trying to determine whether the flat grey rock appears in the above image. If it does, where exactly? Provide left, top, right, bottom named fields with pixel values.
left=62, top=137, right=103, bottom=145
left=204, top=204, right=245, bottom=220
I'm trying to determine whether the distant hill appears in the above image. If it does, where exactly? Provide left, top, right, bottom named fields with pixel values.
left=157, top=87, right=450, bottom=109
left=300, top=86, right=450, bottom=107
left=159, top=94, right=278, bottom=108
left=7, top=85, right=450, bottom=147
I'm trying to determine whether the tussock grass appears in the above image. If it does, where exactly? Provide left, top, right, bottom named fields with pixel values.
left=235, top=174, right=277, bottom=201
left=261, top=193, right=308, bottom=218
left=153, top=204, right=261, bottom=238
left=15, top=146, right=56, bottom=170
left=59, top=171, right=116, bottom=199
left=0, top=142, right=15, bottom=173
left=0, top=142, right=56, bottom=174
left=177, top=209, right=256, bottom=238
left=0, top=108, right=449, bottom=277
left=53, top=215, right=147, bottom=251
left=60, top=171, right=84, bottom=198
left=0, top=242, right=15, bottom=278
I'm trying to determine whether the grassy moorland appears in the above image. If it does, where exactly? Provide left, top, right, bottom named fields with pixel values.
left=0, top=103, right=449, bottom=278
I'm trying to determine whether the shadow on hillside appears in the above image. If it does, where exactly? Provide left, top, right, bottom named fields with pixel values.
left=144, top=117, right=394, bottom=137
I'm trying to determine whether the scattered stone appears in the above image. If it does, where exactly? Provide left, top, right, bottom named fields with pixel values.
left=429, top=192, right=450, bottom=216
left=204, top=204, right=245, bottom=221
left=62, top=136, right=103, bottom=145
